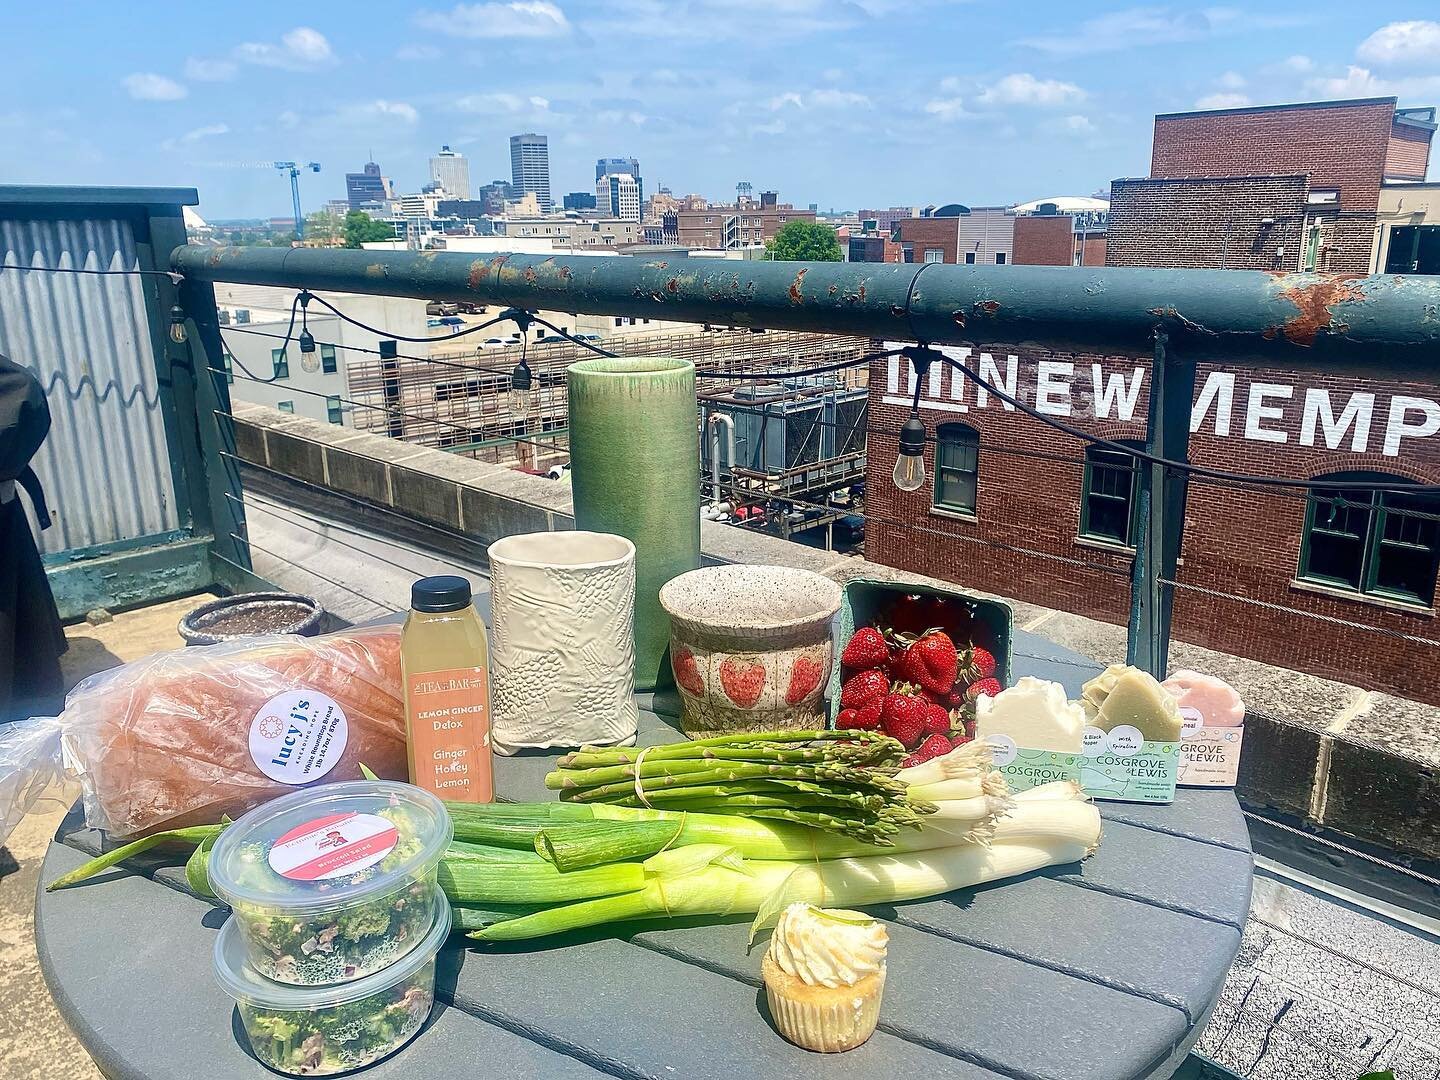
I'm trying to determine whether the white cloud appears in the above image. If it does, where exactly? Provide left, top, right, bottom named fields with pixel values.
left=184, top=57, right=237, bottom=82
left=767, top=88, right=870, bottom=110
left=415, top=1, right=570, bottom=38
left=1281, top=54, right=1314, bottom=72
left=122, top=73, right=187, bottom=101
left=1194, top=92, right=1252, bottom=109
left=977, top=73, right=1086, bottom=107
left=923, top=97, right=971, bottom=122
left=161, top=123, right=230, bottom=152
left=750, top=119, right=787, bottom=136
left=234, top=27, right=336, bottom=70
left=395, top=44, right=442, bottom=61
left=1061, top=114, right=1095, bottom=133
left=1017, top=6, right=1301, bottom=56
left=278, top=110, right=301, bottom=130
left=454, top=92, right=552, bottom=114
left=1216, top=70, right=1246, bottom=89
left=1306, top=65, right=1440, bottom=99
left=1357, top=20, right=1440, bottom=68
left=596, top=109, right=649, bottom=125
left=362, top=100, right=419, bottom=123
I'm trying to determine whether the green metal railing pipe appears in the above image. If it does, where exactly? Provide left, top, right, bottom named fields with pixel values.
left=173, top=245, right=1440, bottom=367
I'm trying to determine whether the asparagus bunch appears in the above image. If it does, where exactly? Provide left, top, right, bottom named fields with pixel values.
left=544, top=730, right=937, bottom=844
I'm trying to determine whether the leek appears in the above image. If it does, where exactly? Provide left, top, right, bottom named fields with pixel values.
left=439, top=845, right=645, bottom=904
left=534, top=821, right=682, bottom=871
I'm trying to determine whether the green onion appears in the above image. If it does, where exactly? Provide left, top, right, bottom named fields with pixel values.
left=438, top=845, right=644, bottom=904
left=46, top=824, right=228, bottom=891
left=533, top=820, right=682, bottom=871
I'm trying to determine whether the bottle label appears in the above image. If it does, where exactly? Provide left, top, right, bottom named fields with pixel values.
left=407, top=665, right=493, bottom=802
left=267, top=811, right=399, bottom=881
left=249, top=690, right=349, bottom=785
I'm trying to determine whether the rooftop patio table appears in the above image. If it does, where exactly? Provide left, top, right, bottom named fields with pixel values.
left=35, top=622, right=1252, bottom=1080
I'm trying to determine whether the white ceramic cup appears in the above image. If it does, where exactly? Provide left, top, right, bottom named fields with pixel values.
left=486, top=531, right=639, bottom=754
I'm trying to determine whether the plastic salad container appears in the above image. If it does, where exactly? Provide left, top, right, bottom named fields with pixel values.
left=215, top=889, right=449, bottom=1076
left=208, top=780, right=453, bottom=986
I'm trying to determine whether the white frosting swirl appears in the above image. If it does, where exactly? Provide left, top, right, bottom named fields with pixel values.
left=768, top=903, right=888, bottom=988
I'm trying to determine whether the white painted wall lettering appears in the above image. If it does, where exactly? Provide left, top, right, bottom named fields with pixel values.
left=1244, top=383, right=1293, bottom=444
left=1035, top=361, right=1074, bottom=417
left=1091, top=365, right=1145, bottom=422
left=1190, top=372, right=1235, bottom=436
left=1383, top=396, right=1440, bottom=457
left=977, top=353, right=1018, bottom=411
left=1299, top=390, right=1374, bottom=452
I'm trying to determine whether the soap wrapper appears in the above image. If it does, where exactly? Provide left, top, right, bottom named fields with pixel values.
left=1079, top=726, right=1178, bottom=803
left=1176, top=707, right=1245, bottom=787
left=983, top=735, right=1081, bottom=793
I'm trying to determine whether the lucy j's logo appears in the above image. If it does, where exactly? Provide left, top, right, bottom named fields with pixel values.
left=258, top=716, right=283, bottom=740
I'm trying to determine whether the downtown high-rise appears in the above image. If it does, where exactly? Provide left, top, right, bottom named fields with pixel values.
left=510, top=133, right=552, bottom=212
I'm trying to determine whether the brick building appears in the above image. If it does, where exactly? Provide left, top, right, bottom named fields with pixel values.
left=664, top=192, right=815, bottom=249
left=863, top=345, right=1440, bottom=704
left=894, top=207, right=1014, bottom=264
left=1109, top=98, right=1436, bottom=272
left=1012, top=215, right=1076, bottom=266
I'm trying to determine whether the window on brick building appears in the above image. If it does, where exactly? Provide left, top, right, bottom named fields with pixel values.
left=1299, top=473, right=1440, bottom=607
left=1079, top=442, right=1142, bottom=547
left=923, top=248, right=943, bottom=264
left=933, top=423, right=979, bottom=514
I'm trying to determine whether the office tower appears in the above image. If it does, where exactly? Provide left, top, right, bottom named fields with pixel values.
left=429, top=145, right=471, bottom=199
left=510, top=133, right=552, bottom=212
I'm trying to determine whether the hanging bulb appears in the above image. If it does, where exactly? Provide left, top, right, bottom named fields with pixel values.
left=893, top=414, right=927, bottom=492
left=508, top=360, right=533, bottom=417
left=167, top=305, right=188, bottom=344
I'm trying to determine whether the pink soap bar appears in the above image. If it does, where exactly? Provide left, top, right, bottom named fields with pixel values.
left=1161, top=670, right=1244, bottom=728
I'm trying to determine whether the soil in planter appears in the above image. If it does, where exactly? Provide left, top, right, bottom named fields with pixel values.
left=195, top=601, right=316, bottom=637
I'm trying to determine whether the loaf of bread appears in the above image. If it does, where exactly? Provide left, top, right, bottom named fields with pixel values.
left=64, top=624, right=406, bottom=837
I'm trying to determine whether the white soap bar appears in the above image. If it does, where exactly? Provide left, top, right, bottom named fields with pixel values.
left=975, top=676, right=1085, bottom=753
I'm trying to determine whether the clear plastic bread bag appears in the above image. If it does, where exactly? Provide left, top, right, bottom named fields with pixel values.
left=0, top=624, right=407, bottom=844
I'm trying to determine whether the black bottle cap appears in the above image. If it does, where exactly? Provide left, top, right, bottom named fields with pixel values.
left=410, top=575, right=473, bottom=613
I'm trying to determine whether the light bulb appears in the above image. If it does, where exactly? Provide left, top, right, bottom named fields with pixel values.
left=167, top=306, right=188, bottom=344
left=507, top=387, right=531, bottom=417
left=893, top=414, right=927, bottom=492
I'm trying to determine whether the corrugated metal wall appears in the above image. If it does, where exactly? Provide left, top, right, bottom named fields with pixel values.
left=0, top=216, right=180, bottom=555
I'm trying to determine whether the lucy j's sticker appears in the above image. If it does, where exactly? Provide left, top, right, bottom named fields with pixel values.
left=249, top=690, right=349, bottom=785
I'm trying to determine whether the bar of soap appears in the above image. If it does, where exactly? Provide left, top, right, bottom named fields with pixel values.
left=1161, top=670, right=1244, bottom=728
left=1083, top=666, right=1183, bottom=742
left=975, top=676, right=1085, bottom=753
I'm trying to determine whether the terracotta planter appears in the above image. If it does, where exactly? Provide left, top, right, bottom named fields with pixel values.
left=487, top=531, right=639, bottom=754
left=659, top=565, right=842, bottom=737
left=567, top=356, right=700, bottom=691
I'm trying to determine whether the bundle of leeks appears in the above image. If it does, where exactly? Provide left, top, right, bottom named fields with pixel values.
left=48, top=742, right=1102, bottom=944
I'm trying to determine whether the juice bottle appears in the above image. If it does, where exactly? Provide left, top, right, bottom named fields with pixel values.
left=400, top=575, right=493, bottom=802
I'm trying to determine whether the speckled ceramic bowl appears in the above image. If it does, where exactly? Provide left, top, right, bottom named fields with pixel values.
left=659, top=565, right=842, bottom=736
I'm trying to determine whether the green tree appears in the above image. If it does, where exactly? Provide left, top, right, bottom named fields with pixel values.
left=343, top=211, right=397, bottom=248
left=305, top=210, right=344, bottom=246
left=764, top=220, right=842, bottom=262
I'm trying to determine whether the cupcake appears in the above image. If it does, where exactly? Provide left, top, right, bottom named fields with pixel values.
left=761, top=902, right=888, bottom=1053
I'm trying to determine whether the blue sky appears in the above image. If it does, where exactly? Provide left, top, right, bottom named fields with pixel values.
left=2, top=2, right=1437, bottom=218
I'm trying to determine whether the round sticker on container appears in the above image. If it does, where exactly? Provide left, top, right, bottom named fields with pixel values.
left=248, top=690, right=349, bottom=785
left=1179, top=706, right=1205, bottom=740
left=267, top=811, right=399, bottom=882
left=1081, top=726, right=1108, bottom=755
left=1106, top=725, right=1145, bottom=756
left=985, top=733, right=1018, bottom=767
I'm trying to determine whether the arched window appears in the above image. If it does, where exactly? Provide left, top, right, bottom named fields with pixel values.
left=1299, top=472, right=1440, bottom=606
left=933, top=423, right=979, bottom=514
left=1080, top=441, right=1143, bottom=547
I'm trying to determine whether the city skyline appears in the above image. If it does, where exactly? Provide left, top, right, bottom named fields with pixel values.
left=1, top=2, right=1437, bottom=218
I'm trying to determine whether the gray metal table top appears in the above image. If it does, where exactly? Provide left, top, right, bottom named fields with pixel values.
left=35, top=630, right=1252, bottom=1080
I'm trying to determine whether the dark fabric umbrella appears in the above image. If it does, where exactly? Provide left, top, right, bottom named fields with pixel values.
left=0, top=353, right=65, bottom=723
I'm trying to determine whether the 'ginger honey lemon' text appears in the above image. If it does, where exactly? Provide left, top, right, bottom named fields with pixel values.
left=407, top=666, right=491, bottom=797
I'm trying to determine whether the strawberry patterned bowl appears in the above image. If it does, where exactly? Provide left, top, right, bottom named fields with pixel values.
left=659, top=565, right=842, bottom=737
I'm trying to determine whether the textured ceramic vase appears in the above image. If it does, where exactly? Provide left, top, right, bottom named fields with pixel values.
left=487, top=531, right=639, bottom=754
left=659, top=565, right=843, bottom=737
left=567, top=356, right=701, bottom=690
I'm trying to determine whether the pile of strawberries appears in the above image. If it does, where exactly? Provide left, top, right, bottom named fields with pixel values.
left=837, top=597, right=1000, bottom=767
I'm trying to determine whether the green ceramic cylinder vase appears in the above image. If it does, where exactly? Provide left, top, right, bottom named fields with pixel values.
left=567, top=356, right=701, bottom=690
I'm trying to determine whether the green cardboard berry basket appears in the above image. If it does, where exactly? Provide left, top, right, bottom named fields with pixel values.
left=826, top=578, right=1014, bottom=727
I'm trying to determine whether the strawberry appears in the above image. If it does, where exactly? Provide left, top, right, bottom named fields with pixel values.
left=885, top=594, right=929, bottom=635
left=963, top=645, right=997, bottom=681
left=965, top=677, right=1003, bottom=703
left=922, top=700, right=950, bottom=737
left=916, top=733, right=953, bottom=761
left=839, top=669, right=889, bottom=711
left=718, top=657, right=766, bottom=709
left=672, top=646, right=705, bottom=696
left=900, top=752, right=926, bottom=769
left=840, top=627, right=890, bottom=670
left=943, top=684, right=969, bottom=709
left=895, top=630, right=958, bottom=696
left=836, top=706, right=881, bottom=731
left=879, top=687, right=929, bottom=749
left=785, top=655, right=824, bottom=705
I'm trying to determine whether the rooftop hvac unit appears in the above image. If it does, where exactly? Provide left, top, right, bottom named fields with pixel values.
left=826, top=391, right=868, bottom=458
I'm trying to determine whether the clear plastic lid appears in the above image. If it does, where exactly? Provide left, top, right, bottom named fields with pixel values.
left=213, top=886, right=452, bottom=1009
left=208, top=780, right=453, bottom=916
